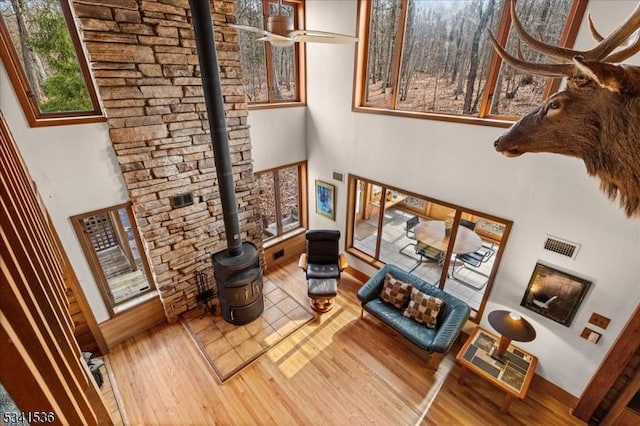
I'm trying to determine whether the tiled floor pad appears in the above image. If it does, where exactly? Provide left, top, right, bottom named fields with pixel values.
left=181, top=278, right=314, bottom=382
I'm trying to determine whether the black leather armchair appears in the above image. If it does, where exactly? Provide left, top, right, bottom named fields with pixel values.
left=298, top=230, right=348, bottom=312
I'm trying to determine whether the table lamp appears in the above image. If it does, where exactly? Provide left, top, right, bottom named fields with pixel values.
left=488, top=310, right=536, bottom=361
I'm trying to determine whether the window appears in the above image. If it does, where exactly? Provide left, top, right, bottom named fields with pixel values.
left=256, top=161, right=307, bottom=242
left=346, top=175, right=512, bottom=322
left=354, top=0, right=586, bottom=124
left=236, top=0, right=305, bottom=105
left=71, top=203, right=155, bottom=315
left=0, top=0, right=102, bottom=126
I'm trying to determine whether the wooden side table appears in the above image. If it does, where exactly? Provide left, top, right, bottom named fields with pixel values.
left=456, top=326, right=538, bottom=414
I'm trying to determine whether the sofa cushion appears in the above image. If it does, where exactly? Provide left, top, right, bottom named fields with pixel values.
left=362, top=299, right=437, bottom=352
left=380, top=273, right=412, bottom=309
left=403, top=288, right=444, bottom=329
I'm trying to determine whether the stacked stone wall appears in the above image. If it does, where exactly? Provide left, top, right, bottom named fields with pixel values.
left=72, top=0, right=262, bottom=321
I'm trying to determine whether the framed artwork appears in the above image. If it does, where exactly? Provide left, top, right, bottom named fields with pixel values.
left=520, top=263, right=592, bottom=327
left=315, top=180, right=336, bottom=220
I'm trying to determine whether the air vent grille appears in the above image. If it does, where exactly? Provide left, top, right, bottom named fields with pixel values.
left=543, top=236, right=580, bottom=259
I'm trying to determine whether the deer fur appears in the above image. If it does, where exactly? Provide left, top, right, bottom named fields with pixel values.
left=494, top=60, right=640, bottom=217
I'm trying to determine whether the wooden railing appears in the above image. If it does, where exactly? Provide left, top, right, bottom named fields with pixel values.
left=0, top=112, right=111, bottom=425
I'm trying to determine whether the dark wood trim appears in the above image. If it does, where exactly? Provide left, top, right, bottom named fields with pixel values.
left=254, top=160, right=307, bottom=179
left=1, top=111, right=111, bottom=424
left=50, top=212, right=109, bottom=355
left=345, top=265, right=369, bottom=283
left=70, top=202, right=157, bottom=315
left=479, top=1, right=513, bottom=117
left=352, top=105, right=514, bottom=128
left=345, top=173, right=513, bottom=323
left=0, top=0, right=104, bottom=127
left=352, top=0, right=371, bottom=109
left=248, top=101, right=306, bottom=110
left=388, top=0, right=408, bottom=109
left=602, top=363, right=640, bottom=425
left=573, top=304, right=640, bottom=421
left=532, top=373, right=579, bottom=409
left=99, top=296, right=166, bottom=349
left=264, top=231, right=306, bottom=271
left=353, top=0, right=587, bottom=124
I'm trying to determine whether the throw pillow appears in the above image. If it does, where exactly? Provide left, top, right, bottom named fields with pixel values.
left=403, top=288, right=444, bottom=329
left=380, top=273, right=412, bottom=309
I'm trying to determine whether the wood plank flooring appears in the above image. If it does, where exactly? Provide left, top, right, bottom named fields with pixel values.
left=105, top=262, right=585, bottom=425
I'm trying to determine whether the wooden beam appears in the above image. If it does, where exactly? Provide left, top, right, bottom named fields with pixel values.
left=573, top=304, right=640, bottom=421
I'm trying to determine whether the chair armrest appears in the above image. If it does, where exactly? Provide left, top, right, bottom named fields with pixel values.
left=430, top=304, right=470, bottom=353
left=356, top=266, right=387, bottom=304
left=338, top=253, right=349, bottom=271
left=298, top=253, right=307, bottom=270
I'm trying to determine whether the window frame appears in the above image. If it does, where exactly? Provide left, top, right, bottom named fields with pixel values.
left=345, top=173, right=513, bottom=322
left=0, top=0, right=104, bottom=127
left=353, top=0, right=588, bottom=128
left=239, top=0, right=307, bottom=109
left=255, top=160, right=308, bottom=245
left=71, top=202, right=156, bottom=317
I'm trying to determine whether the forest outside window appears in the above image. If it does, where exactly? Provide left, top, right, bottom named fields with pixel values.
left=236, top=0, right=304, bottom=105
left=257, top=162, right=306, bottom=243
left=355, top=0, right=586, bottom=124
left=0, top=0, right=102, bottom=126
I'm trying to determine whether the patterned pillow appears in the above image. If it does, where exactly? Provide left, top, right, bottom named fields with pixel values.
left=403, top=288, right=444, bottom=329
left=380, top=273, right=412, bottom=309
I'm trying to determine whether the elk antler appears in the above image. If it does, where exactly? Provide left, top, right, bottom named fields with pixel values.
left=587, top=14, right=605, bottom=42
left=489, top=0, right=640, bottom=76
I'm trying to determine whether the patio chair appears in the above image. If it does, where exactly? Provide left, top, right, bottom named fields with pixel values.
left=399, top=216, right=420, bottom=258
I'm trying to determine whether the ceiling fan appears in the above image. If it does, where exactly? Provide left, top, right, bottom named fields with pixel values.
left=230, top=1, right=358, bottom=47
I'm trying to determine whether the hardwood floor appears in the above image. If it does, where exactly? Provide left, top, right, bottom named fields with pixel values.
left=106, top=262, right=585, bottom=425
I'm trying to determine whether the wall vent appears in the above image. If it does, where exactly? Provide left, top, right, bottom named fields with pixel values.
left=171, top=192, right=193, bottom=209
left=543, top=235, right=580, bottom=260
left=332, top=171, right=344, bottom=182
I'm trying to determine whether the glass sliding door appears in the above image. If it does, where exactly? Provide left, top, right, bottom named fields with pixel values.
left=346, top=174, right=512, bottom=323
left=352, top=180, right=382, bottom=258
left=447, top=211, right=509, bottom=320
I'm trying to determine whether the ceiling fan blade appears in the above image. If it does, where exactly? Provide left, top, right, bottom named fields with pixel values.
left=293, top=33, right=359, bottom=44
left=258, top=34, right=295, bottom=47
left=290, top=29, right=359, bottom=42
left=229, top=24, right=271, bottom=37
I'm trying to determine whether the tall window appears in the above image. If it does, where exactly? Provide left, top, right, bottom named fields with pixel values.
left=256, top=162, right=306, bottom=242
left=0, top=0, right=102, bottom=126
left=355, top=0, right=586, bottom=124
left=71, top=203, right=155, bottom=315
left=236, top=0, right=304, bottom=105
left=346, top=175, right=512, bottom=322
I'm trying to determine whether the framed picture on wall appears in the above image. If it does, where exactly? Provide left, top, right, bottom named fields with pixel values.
left=315, top=180, right=335, bottom=220
left=520, top=263, right=592, bottom=327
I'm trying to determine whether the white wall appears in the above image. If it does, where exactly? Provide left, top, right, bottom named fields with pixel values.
left=304, top=0, right=640, bottom=397
left=1, top=62, right=128, bottom=323
left=248, top=106, right=306, bottom=172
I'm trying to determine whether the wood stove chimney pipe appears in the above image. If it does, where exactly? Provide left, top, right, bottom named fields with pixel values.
left=189, top=0, right=242, bottom=257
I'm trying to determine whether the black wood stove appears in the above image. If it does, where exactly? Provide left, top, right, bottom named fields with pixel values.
left=190, top=0, right=263, bottom=325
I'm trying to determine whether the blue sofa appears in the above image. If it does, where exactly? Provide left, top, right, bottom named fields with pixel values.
left=357, top=264, right=470, bottom=370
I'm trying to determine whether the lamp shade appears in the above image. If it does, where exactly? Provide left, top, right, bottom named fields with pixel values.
left=488, top=310, right=536, bottom=343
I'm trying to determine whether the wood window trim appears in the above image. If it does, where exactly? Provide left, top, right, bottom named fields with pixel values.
left=240, top=0, right=307, bottom=107
left=255, top=160, right=308, bottom=244
left=352, top=0, right=588, bottom=128
left=0, top=0, right=104, bottom=127
left=345, top=173, right=513, bottom=322
left=70, top=202, right=155, bottom=317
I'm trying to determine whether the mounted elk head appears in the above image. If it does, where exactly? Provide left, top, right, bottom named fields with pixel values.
left=490, top=0, right=640, bottom=217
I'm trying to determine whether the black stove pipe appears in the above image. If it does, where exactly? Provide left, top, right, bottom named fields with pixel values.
left=189, top=0, right=242, bottom=257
